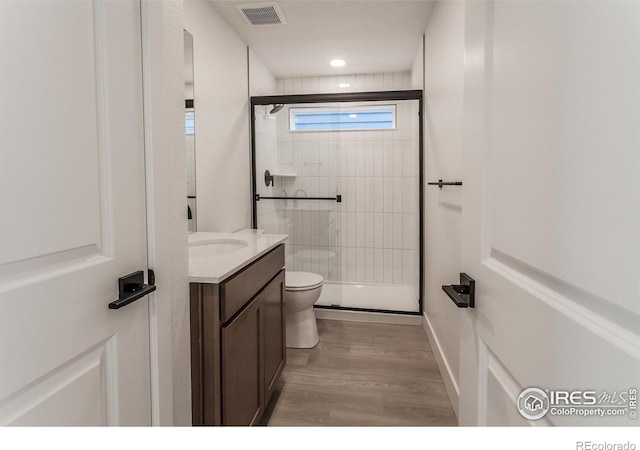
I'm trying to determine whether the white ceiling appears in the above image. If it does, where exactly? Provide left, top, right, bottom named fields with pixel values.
left=208, top=0, right=435, bottom=78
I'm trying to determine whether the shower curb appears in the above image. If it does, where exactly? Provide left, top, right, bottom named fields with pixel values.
left=314, top=307, right=422, bottom=325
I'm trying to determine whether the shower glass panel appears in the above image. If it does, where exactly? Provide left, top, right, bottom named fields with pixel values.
left=254, top=102, right=343, bottom=307
left=252, top=93, right=421, bottom=314
left=335, top=99, right=420, bottom=313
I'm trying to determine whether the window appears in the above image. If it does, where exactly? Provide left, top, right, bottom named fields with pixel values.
left=289, top=104, right=396, bottom=131
left=185, top=111, right=195, bottom=135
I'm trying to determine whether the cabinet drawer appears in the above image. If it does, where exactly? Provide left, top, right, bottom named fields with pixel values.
left=220, top=244, right=284, bottom=323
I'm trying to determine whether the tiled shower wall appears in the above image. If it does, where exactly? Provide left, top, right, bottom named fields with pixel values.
left=255, top=72, right=420, bottom=301
left=277, top=72, right=415, bottom=95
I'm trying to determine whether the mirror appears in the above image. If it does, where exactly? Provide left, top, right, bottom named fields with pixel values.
left=184, top=29, right=197, bottom=232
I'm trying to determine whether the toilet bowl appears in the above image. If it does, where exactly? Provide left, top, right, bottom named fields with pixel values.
left=285, top=271, right=323, bottom=348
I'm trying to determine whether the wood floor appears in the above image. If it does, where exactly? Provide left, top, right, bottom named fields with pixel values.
left=260, top=319, right=458, bottom=426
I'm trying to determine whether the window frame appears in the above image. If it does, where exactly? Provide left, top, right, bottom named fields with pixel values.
left=288, top=104, right=397, bottom=132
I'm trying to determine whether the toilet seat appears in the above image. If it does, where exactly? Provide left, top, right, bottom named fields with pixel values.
left=285, top=271, right=323, bottom=292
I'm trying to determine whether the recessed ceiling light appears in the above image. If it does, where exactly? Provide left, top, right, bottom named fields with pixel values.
left=338, top=83, right=350, bottom=88
left=330, top=59, right=346, bottom=68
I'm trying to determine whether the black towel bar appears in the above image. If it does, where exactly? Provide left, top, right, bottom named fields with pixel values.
left=427, top=179, right=463, bottom=189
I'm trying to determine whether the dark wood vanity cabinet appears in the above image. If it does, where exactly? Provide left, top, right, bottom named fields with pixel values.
left=261, top=271, right=287, bottom=404
left=190, top=244, right=286, bottom=426
left=221, top=288, right=263, bottom=425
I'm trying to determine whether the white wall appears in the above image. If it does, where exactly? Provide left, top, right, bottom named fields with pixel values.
left=184, top=1, right=251, bottom=232
left=411, top=36, right=424, bottom=90
left=250, top=48, right=281, bottom=235
left=419, top=0, right=465, bottom=417
left=142, top=0, right=190, bottom=426
left=249, top=48, right=277, bottom=97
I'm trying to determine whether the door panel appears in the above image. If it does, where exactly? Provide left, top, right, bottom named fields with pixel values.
left=221, top=297, right=263, bottom=426
left=460, top=1, right=640, bottom=426
left=0, top=1, right=150, bottom=426
left=0, top=1, right=103, bottom=266
left=0, top=338, right=117, bottom=426
left=480, top=341, right=551, bottom=427
left=488, top=1, right=640, bottom=317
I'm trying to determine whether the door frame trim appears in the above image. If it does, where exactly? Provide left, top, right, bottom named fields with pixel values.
left=140, top=0, right=190, bottom=426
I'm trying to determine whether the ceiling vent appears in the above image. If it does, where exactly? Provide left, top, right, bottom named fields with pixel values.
left=236, top=2, right=287, bottom=26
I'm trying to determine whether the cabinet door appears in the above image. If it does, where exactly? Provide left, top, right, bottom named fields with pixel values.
left=262, top=271, right=286, bottom=405
left=221, top=295, right=263, bottom=426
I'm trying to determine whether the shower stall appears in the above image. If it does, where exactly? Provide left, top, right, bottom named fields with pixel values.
left=251, top=91, right=423, bottom=315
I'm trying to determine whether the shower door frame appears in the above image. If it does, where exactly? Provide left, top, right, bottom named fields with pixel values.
left=250, top=90, right=424, bottom=316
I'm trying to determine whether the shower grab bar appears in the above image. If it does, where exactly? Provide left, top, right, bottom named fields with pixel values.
left=255, top=194, right=342, bottom=203
left=427, top=179, right=463, bottom=189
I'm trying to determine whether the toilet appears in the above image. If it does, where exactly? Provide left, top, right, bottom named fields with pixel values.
left=284, top=271, right=323, bottom=348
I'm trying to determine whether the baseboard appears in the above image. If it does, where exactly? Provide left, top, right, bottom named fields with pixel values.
left=422, top=312, right=459, bottom=417
left=314, top=308, right=423, bottom=325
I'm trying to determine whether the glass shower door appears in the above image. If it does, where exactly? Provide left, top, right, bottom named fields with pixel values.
left=253, top=101, right=343, bottom=307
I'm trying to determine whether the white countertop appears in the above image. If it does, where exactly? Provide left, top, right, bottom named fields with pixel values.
left=188, top=231, right=288, bottom=283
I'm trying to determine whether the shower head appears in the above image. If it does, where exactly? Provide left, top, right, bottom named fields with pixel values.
left=269, top=104, right=284, bottom=115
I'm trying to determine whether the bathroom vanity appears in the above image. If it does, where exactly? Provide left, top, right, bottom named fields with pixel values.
left=188, top=232, right=288, bottom=426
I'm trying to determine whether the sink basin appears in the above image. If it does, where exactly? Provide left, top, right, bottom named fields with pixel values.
left=189, top=239, right=249, bottom=256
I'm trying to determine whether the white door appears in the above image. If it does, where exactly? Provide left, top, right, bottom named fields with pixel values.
left=0, top=1, right=151, bottom=425
left=459, top=1, right=640, bottom=426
